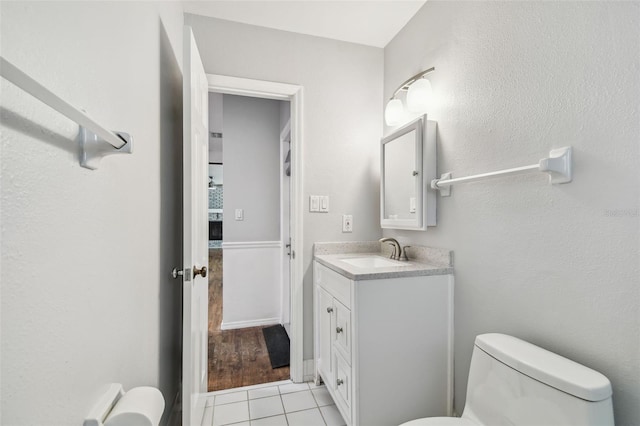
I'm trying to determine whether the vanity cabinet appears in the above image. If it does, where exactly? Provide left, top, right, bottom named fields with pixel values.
left=314, top=260, right=453, bottom=426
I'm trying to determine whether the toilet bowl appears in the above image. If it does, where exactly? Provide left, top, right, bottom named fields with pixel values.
left=401, top=333, right=614, bottom=426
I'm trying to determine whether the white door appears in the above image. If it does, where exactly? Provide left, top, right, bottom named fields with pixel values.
left=281, top=120, right=292, bottom=332
left=182, top=26, right=209, bottom=426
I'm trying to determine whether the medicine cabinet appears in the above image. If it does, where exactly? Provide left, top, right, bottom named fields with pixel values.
left=380, top=115, right=436, bottom=230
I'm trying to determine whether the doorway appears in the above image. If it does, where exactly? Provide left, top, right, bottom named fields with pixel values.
left=205, top=75, right=303, bottom=391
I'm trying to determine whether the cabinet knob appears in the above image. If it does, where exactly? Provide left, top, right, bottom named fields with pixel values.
left=336, top=327, right=343, bottom=333
left=326, top=307, right=334, bottom=313
left=336, top=378, right=344, bottom=386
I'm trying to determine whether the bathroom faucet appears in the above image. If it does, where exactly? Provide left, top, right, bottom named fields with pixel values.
left=379, top=238, right=408, bottom=261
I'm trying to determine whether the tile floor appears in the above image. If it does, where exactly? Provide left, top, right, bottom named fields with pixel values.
left=199, top=380, right=346, bottom=426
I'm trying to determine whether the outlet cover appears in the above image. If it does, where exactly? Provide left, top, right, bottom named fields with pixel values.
left=342, top=214, right=353, bottom=233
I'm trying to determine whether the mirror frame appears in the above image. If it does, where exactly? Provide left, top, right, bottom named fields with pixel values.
left=380, top=115, right=436, bottom=231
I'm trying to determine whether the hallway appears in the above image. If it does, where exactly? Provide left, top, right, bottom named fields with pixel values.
left=208, top=250, right=290, bottom=391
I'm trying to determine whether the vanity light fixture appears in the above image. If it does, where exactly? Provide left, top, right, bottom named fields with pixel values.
left=385, top=67, right=435, bottom=126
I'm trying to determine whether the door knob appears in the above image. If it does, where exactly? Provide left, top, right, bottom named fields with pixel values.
left=193, top=266, right=207, bottom=278
left=171, top=268, right=184, bottom=279
left=336, top=378, right=344, bottom=386
left=336, top=327, right=343, bottom=334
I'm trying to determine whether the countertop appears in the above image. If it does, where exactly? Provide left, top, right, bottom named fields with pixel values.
left=314, top=252, right=453, bottom=281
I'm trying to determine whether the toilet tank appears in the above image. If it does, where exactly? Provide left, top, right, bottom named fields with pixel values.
left=462, top=334, right=614, bottom=426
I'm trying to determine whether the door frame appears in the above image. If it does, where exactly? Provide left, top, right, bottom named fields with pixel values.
left=206, top=74, right=304, bottom=382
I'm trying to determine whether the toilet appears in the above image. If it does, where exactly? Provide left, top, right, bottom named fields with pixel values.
left=402, top=333, right=614, bottom=426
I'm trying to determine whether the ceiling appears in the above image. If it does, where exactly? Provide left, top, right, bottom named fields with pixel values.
left=182, top=1, right=427, bottom=48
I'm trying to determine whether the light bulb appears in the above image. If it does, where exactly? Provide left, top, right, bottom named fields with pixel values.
left=384, top=98, right=403, bottom=126
left=406, top=78, right=432, bottom=113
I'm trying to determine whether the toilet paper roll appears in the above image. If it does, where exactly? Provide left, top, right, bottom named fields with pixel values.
left=104, top=386, right=165, bottom=426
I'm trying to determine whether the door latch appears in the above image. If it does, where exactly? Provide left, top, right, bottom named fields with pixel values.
left=171, top=267, right=191, bottom=281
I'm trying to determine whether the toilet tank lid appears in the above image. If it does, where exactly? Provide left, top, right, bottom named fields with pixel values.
left=475, top=334, right=612, bottom=402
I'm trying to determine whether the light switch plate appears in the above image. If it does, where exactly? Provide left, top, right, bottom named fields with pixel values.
left=235, top=209, right=244, bottom=221
left=310, top=195, right=320, bottom=212
left=320, top=196, right=329, bottom=213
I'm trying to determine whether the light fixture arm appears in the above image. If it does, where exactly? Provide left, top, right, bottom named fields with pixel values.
left=389, top=67, right=435, bottom=100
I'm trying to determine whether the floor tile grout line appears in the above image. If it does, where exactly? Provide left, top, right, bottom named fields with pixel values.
left=214, top=398, right=249, bottom=407
left=279, top=392, right=290, bottom=426
left=207, top=379, right=293, bottom=399
left=318, top=405, right=328, bottom=426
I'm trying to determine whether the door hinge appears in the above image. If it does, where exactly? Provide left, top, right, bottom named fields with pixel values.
left=286, top=238, right=294, bottom=259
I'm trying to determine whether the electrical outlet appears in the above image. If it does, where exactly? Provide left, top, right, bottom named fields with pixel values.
left=342, top=214, right=353, bottom=233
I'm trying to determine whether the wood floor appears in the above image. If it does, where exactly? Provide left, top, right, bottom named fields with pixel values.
left=208, top=250, right=290, bottom=392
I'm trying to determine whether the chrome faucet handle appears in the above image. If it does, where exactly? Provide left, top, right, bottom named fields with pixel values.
left=399, top=245, right=410, bottom=261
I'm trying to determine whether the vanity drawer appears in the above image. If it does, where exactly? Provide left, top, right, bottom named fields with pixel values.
left=315, top=262, right=351, bottom=308
left=334, top=352, right=352, bottom=422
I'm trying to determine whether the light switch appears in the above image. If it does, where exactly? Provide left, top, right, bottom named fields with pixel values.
left=235, top=208, right=244, bottom=221
left=409, top=197, right=416, bottom=213
left=320, top=196, right=329, bottom=213
left=310, top=196, right=320, bottom=212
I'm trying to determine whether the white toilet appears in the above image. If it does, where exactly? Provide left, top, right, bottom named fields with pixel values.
left=402, top=333, right=614, bottom=426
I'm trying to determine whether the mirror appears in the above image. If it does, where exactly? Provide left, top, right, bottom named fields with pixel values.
left=381, top=115, right=436, bottom=230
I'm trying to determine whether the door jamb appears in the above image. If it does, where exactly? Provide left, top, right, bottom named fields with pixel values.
left=206, top=74, right=304, bottom=382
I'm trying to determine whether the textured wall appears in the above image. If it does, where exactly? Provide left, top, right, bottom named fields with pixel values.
left=185, top=13, right=384, bottom=358
left=383, top=2, right=639, bottom=424
left=0, top=2, right=184, bottom=424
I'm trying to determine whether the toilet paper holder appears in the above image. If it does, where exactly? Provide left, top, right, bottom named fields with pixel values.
left=84, top=383, right=165, bottom=426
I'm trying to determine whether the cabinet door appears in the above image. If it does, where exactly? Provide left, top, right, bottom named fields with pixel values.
left=317, top=286, right=335, bottom=387
left=334, top=299, right=351, bottom=361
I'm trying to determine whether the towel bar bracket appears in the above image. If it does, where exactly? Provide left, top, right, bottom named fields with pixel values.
left=436, top=172, right=452, bottom=197
left=80, top=127, right=133, bottom=170
left=539, top=146, right=572, bottom=185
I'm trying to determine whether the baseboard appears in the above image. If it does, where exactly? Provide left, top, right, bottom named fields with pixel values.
left=220, top=317, right=280, bottom=330
left=303, top=359, right=316, bottom=383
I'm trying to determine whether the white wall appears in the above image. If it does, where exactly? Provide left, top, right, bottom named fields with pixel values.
left=383, top=2, right=639, bottom=424
left=185, top=14, right=384, bottom=358
left=223, top=94, right=281, bottom=242
left=222, top=242, right=282, bottom=329
left=0, top=2, right=184, bottom=424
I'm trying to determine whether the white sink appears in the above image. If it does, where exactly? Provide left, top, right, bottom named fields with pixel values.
left=340, top=256, right=405, bottom=268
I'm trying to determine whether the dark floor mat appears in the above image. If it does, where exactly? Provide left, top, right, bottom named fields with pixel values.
left=262, top=324, right=290, bottom=369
